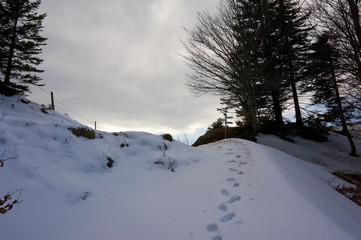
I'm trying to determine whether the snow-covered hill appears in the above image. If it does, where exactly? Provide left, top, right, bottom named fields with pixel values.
left=1, top=95, right=361, bottom=240
left=258, top=132, right=361, bottom=173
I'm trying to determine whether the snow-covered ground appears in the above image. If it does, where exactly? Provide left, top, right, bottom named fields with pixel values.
left=1, top=95, right=361, bottom=240
left=258, top=132, right=361, bottom=173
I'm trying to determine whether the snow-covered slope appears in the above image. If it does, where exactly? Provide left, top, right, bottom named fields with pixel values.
left=1, top=95, right=361, bottom=240
left=258, top=132, right=361, bottom=173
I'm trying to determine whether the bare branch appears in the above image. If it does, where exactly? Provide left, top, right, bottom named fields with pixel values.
left=0, top=188, right=24, bottom=214
left=0, top=150, right=19, bottom=167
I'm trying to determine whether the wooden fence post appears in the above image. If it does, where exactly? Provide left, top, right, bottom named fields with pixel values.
left=51, top=92, right=55, bottom=110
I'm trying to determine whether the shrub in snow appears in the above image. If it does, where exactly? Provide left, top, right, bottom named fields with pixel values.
left=298, top=117, right=329, bottom=142
left=334, top=172, right=361, bottom=206
left=159, top=139, right=168, bottom=157
left=336, top=184, right=361, bottom=206
left=0, top=189, right=23, bottom=214
left=0, top=150, right=17, bottom=167
left=154, top=159, right=165, bottom=165
left=168, top=157, right=176, bottom=172
left=68, top=127, right=96, bottom=139
left=40, top=104, right=51, bottom=114
left=19, top=99, right=30, bottom=104
left=0, top=150, right=22, bottom=214
left=106, top=157, right=114, bottom=168
left=80, top=192, right=90, bottom=200
left=162, top=133, right=173, bottom=142
left=153, top=157, right=176, bottom=172
left=120, top=133, right=129, bottom=148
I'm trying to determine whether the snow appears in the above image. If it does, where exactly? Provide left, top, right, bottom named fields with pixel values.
left=257, top=132, right=361, bottom=173
left=1, top=95, right=361, bottom=240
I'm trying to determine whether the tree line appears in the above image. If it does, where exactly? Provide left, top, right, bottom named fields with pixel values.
left=183, top=0, right=361, bottom=156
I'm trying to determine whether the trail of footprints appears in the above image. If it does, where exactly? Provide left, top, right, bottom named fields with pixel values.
left=207, top=150, right=246, bottom=240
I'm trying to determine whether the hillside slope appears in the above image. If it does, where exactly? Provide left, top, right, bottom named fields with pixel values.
left=1, top=95, right=361, bottom=240
left=258, top=132, right=361, bottom=173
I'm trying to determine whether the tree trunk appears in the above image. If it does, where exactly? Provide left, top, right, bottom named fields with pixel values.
left=288, top=56, right=303, bottom=127
left=249, top=97, right=259, bottom=137
left=291, top=82, right=302, bottom=127
left=346, top=0, right=361, bottom=46
left=271, top=89, right=284, bottom=129
left=4, top=5, right=19, bottom=85
left=331, top=63, right=357, bottom=156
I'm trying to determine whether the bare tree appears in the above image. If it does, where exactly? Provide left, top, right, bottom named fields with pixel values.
left=182, top=0, right=268, bottom=137
left=312, top=0, right=361, bottom=109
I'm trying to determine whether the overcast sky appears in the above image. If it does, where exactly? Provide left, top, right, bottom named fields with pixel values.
left=28, top=0, right=228, bottom=143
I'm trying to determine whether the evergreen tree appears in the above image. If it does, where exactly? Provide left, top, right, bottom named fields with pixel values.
left=260, top=0, right=286, bottom=128
left=276, top=0, right=311, bottom=128
left=183, top=0, right=314, bottom=135
left=225, top=0, right=268, bottom=134
left=308, top=33, right=356, bottom=156
left=0, top=0, right=47, bottom=95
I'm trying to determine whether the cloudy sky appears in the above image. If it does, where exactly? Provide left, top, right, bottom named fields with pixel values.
left=28, top=0, right=227, bottom=143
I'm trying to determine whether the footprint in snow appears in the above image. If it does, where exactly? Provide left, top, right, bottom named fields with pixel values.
left=227, top=195, right=241, bottom=204
left=211, top=235, right=222, bottom=240
left=220, top=212, right=236, bottom=222
left=224, top=152, right=234, bottom=155
left=221, top=189, right=230, bottom=196
left=206, top=223, right=219, bottom=232
left=217, top=203, right=228, bottom=212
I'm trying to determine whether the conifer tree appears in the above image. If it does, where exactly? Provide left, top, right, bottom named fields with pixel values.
left=184, top=0, right=314, bottom=135
left=0, top=0, right=47, bottom=95
left=276, top=0, right=310, bottom=128
left=308, top=33, right=356, bottom=156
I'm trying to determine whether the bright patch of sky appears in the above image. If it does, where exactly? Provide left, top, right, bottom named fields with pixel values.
left=29, top=0, right=221, bottom=144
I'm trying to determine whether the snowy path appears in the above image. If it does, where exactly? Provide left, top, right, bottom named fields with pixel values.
left=172, top=139, right=361, bottom=240
left=85, top=138, right=361, bottom=240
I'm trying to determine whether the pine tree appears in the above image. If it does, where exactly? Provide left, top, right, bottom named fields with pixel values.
left=226, top=0, right=267, bottom=134
left=276, top=0, right=311, bottom=128
left=183, top=0, right=313, bottom=135
left=308, top=33, right=356, bottom=156
left=0, top=0, right=47, bottom=95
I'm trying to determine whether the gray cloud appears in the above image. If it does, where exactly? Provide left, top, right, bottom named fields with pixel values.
left=31, top=0, right=222, bottom=142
